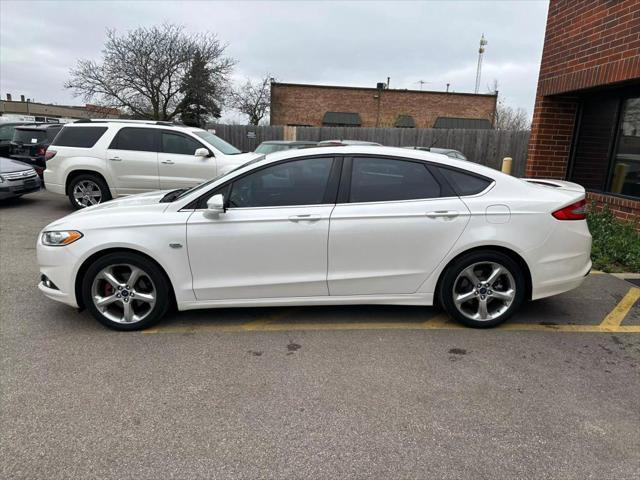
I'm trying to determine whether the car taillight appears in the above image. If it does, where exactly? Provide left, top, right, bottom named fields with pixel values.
left=37, top=147, right=46, bottom=156
left=552, top=199, right=587, bottom=220
left=44, top=149, right=57, bottom=161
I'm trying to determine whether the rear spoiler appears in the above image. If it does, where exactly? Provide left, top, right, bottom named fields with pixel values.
left=522, top=178, right=585, bottom=193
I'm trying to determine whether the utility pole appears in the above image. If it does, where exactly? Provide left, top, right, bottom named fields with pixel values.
left=474, top=34, right=488, bottom=94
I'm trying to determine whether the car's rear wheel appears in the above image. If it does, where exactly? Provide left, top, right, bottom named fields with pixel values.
left=68, top=174, right=111, bottom=209
left=439, top=250, right=526, bottom=328
left=82, top=252, right=170, bottom=331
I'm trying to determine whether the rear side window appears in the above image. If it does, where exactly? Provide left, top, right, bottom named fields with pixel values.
left=110, top=127, right=157, bottom=152
left=161, top=132, right=203, bottom=155
left=52, top=127, right=108, bottom=148
left=437, top=167, right=492, bottom=196
left=350, top=157, right=441, bottom=203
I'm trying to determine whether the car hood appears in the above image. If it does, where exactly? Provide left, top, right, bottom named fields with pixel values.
left=0, top=156, right=34, bottom=173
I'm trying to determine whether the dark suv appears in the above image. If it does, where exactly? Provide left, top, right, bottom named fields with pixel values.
left=9, top=124, right=62, bottom=178
left=0, top=122, right=46, bottom=156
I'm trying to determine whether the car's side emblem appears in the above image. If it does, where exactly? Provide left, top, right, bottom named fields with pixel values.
left=169, top=243, right=183, bottom=249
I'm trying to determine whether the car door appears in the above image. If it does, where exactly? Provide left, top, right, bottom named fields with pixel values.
left=328, top=156, right=470, bottom=296
left=105, top=127, right=160, bottom=194
left=186, top=156, right=339, bottom=301
left=159, top=131, right=216, bottom=189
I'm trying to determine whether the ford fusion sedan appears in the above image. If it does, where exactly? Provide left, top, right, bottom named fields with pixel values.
left=37, top=146, right=592, bottom=331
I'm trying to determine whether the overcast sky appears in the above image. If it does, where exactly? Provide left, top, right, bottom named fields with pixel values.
left=0, top=0, right=549, bottom=122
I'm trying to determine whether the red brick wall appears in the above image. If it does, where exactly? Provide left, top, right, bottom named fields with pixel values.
left=538, top=0, right=640, bottom=96
left=587, top=192, right=640, bottom=230
left=527, top=0, right=640, bottom=225
left=270, top=83, right=497, bottom=128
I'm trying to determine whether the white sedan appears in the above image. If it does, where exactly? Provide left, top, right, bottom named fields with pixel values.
left=37, top=146, right=592, bottom=330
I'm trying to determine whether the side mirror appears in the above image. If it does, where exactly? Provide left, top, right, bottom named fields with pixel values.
left=204, top=194, right=225, bottom=219
left=195, top=147, right=211, bottom=158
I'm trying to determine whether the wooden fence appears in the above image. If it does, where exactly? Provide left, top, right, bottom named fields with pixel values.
left=210, top=124, right=530, bottom=177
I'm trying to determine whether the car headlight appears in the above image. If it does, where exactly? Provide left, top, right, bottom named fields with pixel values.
left=41, top=230, right=83, bottom=246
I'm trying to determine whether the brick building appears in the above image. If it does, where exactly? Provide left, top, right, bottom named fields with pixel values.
left=526, top=0, right=640, bottom=224
left=270, top=82, right=497, bottom=129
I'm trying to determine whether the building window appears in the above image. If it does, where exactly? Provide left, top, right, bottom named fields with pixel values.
left=395, top=115, right=416, bottom=128
left=612, top=98, right=640, bottom=198
left=568, top=90, right=639, bottom=200
left=322, top=112, right=361, bottom=127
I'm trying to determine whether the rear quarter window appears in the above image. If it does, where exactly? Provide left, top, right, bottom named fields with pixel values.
left=52, top=127, right=108, bottom=148
left=437, top=167, right=492, bottom=196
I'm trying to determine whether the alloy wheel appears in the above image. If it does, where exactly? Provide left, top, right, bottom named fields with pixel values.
left=452, top=261, right=516, bottom=322
left=73, top=180, right=102, bottom=207
left=91, top=264, right=156, bottom=324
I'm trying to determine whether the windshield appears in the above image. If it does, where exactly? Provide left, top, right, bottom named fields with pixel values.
left=174, top=156, right=264, bottom=201
left=193, top=130, right=241, bottom=155
left=255, top=143, right=291, bottom=155
left=13, top=129, right=46, bottom=144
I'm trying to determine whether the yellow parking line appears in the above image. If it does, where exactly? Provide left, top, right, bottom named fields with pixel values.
left=143, top=311, right=640, bottom=335
left=599, top=287, right=640, bottom=332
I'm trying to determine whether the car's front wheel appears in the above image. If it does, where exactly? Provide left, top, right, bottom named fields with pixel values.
left=439, top=250, right=526, bottom=328
left=82, top=252, right=170, bottom=331
left=68, top=174, right=111, bottom=209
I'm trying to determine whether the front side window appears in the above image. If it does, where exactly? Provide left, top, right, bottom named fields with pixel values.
left=110, top=127, right=157, bottom=152
left=161, top=132, right=203, bottom=155
left=228, top=157, right=333, bottom=208
left=349, top=157, right=441, bottom=203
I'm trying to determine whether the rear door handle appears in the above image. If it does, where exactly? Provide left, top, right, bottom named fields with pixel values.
left=289, top=214, right=321, bottom=222
left=426, top=210, right=459, bottom=219
left=109, top=157, right=122, bottom=161
left=161, top=160, right=175, bottom=165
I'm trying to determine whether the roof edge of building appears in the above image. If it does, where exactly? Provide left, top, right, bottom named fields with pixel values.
left=271, top=82, right=498, bottom=98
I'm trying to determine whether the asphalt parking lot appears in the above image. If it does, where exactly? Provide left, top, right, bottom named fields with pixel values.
left=1, top=190, right=639, bottom=479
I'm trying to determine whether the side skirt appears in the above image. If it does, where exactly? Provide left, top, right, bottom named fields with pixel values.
left=178, top=293, right=434, bottom=311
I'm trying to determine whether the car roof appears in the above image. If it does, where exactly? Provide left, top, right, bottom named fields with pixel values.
left=260, top=140, right=317, bottom=145
left=238, top=145, right=495, bottom=177
left=64, top=120, right=203, bottom=134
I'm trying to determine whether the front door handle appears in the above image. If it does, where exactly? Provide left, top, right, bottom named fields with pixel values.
left=289, top=214, right=321, bottom=222
left=109, top=157, right=122, bottom=161
left=161, top=160, right=175, bottom=165
left=426, top=210, right=459, bottom=219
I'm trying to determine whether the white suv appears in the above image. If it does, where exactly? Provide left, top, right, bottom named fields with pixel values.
left=44, top=120, right=261, bottom=209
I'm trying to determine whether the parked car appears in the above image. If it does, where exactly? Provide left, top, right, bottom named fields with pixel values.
left=254, top=140, right=317, bottom=155
left=9, top=124, right=63, bottom=178
left=37, top=146, right=592, bottom=331
left=0, top=156, right=42, bottom=200
left=0, top=122, right=44, bottom=157
left=317, top=140, right=382, bottom=146
left=43, top=120, right=262, bottom=209
left=404, top=146, right=468, bottom=161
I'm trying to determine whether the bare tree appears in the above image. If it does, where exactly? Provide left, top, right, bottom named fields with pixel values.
left=230, top=75, right=273, bottom=125
left=65, top=24, right=235, bottom=120
left=488, top=79, right=530, bottom=131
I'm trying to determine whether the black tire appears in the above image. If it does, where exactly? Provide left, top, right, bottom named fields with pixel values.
left=67, top=173, right=112, bottom=210
left=82, top=252, right=170, bottom=331
left=438, top=250, right=526, bottom=328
